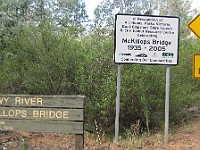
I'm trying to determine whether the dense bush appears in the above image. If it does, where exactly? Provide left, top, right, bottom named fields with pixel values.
left=1, top=23, right=200, bottom=134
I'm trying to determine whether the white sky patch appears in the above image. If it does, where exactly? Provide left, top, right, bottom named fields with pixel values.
left=84, top=0, right=103, bottom=20
left=191, top=0, right=200, bottom=10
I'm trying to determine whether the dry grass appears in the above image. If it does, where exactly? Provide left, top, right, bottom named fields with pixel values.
left=0, top=117, right=200, bottom=150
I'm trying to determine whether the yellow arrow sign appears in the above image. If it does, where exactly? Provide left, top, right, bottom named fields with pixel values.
left=188, top=14, right=200, bottom=39
left=193, top=54, right=200, bottom=79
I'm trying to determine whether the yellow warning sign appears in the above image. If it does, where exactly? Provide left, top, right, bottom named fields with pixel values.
left=193, top=54, right=200, bottom=79
left=188, top=14, right=200, bottom=39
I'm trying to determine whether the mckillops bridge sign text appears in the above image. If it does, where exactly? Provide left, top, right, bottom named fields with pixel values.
left=0, top=95, right=85, bottom=150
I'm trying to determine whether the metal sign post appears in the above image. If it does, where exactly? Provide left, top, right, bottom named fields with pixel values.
left=114, top=12, right=180, bottom=144
left=114, top=64, right=121, bottom=143
left=164, top=66, right=170, bottom=144
left=114, top=2, right=123, bottom=143
left=164, top=8, right=172, bottom=144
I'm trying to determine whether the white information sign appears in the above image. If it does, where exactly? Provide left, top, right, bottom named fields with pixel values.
left=114, top=14, right=180, bottom=65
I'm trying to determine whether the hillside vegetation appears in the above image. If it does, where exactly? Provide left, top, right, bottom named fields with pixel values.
left=0, top=0, right=200, bottom=134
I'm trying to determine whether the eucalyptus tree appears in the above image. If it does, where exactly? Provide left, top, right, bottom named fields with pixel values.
left=93, top=0, right=195, bottom=39
left=13, top=0, right=33, bottom=24
left=0, top=0, right=19, bottom=54
left=93, top=0, right=114, bottom=29
left=52, top=0, right=89, bottom=36
left=32, top=0, right=53, bottom=22
left=113, top=0, right=153, bottom=14
left=157, top=0, right=196, bottom=39
left=92, top=0, right=158, bottom=31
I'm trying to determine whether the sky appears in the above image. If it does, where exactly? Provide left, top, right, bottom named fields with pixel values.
left=84, top=0, right=200, bottom=20
left=84, top=0, right=102, bottom=20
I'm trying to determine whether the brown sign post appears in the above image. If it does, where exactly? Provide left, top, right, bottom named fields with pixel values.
left=0, top=95, right=85, bottom=150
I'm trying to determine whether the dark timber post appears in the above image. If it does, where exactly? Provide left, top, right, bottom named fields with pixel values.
left=75, top=134, right=84, bottom=150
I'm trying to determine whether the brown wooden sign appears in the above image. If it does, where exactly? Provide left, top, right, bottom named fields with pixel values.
left=0, top=107, right=83, bottom=121
left=0, top=119, right=83, bottom=134
left=0, top=95, right=84, bottom=108
left=0, top=95, right=85, bottom=150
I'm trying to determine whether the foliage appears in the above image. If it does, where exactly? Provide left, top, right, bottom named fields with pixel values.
left=169, top=38, right=200, bottom=123
left=158, top=0, right=197, bottom=40
left=0, top=0, right=200, bottom=135
left=92, top=0, right=196, bottom=40
left=52, top=0, right=89, bottom=36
